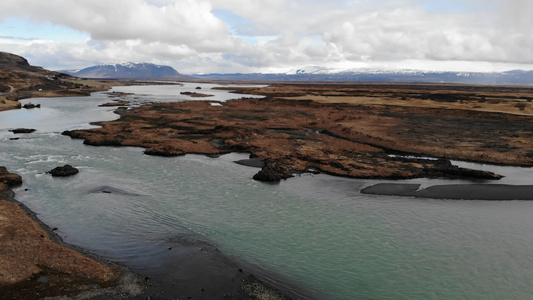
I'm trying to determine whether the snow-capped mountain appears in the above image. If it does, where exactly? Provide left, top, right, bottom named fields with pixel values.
left=285, top=65, right=330, bottom=75
left=62, top=62, right=191, bottom=79
left=195, top=66, right=533, bottom=85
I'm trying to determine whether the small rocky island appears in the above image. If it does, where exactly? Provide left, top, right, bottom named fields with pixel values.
left=180, top=91, right=214, bottom=97
left=9, top=128, right=36, bottom=134
left=47, top=164, right=79, bottom=177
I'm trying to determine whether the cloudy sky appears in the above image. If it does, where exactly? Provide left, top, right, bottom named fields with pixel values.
left=1, top=0, right=532, bottom=74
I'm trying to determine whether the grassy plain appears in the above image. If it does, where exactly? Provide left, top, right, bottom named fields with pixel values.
left=65, top=82, right=533, bottom=181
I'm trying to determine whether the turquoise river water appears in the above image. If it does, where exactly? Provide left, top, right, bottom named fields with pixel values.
left=1, top=82, right=533, bottom=299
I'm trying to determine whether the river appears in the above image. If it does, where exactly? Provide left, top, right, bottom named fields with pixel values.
left=1, top=82, right=533, bottom=299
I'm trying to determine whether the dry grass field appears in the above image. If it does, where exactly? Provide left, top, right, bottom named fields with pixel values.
left=65, top=83, right=533, bottom=181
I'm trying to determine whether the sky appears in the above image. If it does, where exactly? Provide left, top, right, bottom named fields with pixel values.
left=1, top=0, right=533, bottom=74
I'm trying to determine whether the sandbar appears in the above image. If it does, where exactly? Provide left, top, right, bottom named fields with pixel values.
left=361, top=183, right=533, bottom=200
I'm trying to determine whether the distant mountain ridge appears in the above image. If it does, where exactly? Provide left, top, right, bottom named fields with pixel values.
left=63, top=62, right=191, bottom=79
left=6, top=51, right=533, bottom=85
left=195, top=66, right=533, bottom=85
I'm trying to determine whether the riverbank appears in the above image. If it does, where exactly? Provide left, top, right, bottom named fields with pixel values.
left=1, top=102, right=300, bottom=299
left=1, top=82, right=302, bottom=298
left=0, top=79, right=130, bottom=112
left=1, top=166, right=297, bottom=299
left=0, top=51, right=133, bottom=113
left=0, top=168, right=131, bottom=299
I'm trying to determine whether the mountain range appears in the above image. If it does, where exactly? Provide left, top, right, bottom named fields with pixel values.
left=62, top=62, right=191, bottom=80
left=194, top=66, right=533, bottom=85
left=59, top=61, right=533, bottom=85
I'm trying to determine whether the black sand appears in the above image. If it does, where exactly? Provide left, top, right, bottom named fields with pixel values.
left=361, top=183, right=533, bottom=200
left=89, top=236, right=296, bottom=299
left=234, top=158, right=265, bottom=168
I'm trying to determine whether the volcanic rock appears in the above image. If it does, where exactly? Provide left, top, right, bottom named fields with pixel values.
left=10, top=128, right=36, bottom=134
left=98, top=101, right=130, bottom=107
left=252, top=164, right=293, bottom=182
left=144, top=145, right=184, bottom=156
left=47, top=164, right=79, bottom=177
left=22, top=103, right=40, bottom=109
left=180, top=91, right=214, bottom=97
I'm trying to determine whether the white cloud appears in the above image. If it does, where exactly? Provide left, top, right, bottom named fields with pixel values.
left=1, top=0, right=233, bottom=50
left=1, top=0, right=533, bottom=73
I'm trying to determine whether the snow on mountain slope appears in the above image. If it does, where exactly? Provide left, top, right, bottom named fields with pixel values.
left=285, top=66, right=330, bottom=75
left=195, top=66, right=533, bottom=85
left=62, top=62, right=191, bottom=79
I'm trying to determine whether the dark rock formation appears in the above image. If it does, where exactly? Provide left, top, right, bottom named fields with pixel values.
left=427, top=158, right=502, bottom=180
left=180, top=91, right=214, bottom=97
left=362, top=183, right=533, bottom=200
left=98, top=101, right=130, bottom=107
left=252, top=163, right=292, bottom=182
left=62, top=130, right=81, bottom=138
left=144, top=146, right=184, bottom=157
left=47, top=165, right=79, bottom=177
left=10, top=128, right=36, bottom=134
left=22, top=103, right=40, bottom=109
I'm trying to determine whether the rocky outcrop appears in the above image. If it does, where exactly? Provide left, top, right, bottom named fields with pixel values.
left=144, top=146, right=184, bottom=157
left=180, top=91, right=214, bottom=97
left=47, top=164, right=79, bottom=177
left=428, top=158, right=502, bottom=179
left=0, top=166, right=22, bottom=187
left=9, top=128, right=36, bottom=134
left=22, top=103, right=41, bottom=109
left=252, top=161, right=293, bottom=182
left=98, top=101, right=130, bottom=107
left=394, top=157, right=502, bottom=180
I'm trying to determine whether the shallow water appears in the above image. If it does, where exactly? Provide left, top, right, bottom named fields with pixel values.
left=108, top=82, right=266, bottom=105
left=1, top=85, right=533, bottom=300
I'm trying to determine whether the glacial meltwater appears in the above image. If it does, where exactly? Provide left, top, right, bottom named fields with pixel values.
left=1, top=83, right=533, bottom=299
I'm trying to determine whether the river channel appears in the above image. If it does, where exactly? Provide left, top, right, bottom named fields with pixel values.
left=1, top=82, right=533, bottom=299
